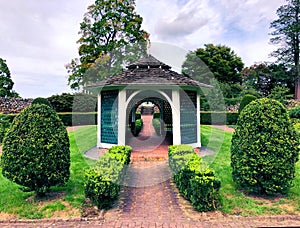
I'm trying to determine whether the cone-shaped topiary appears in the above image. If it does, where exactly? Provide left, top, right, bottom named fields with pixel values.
left=1, top=104, right=70, bottom=196
left=231, top=98, right=300, bottom=195
left=238, top=94, right=257, bottom=114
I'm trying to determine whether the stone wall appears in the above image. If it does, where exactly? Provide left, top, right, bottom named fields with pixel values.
left=0, top=98, right=33, bottom=114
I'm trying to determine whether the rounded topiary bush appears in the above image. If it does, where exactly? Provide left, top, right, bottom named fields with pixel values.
left=32, top=97, right=52, bottom=107
left=231, top=98, right=300, bottom=195
left=238, top=94, right=257, bottom=114
left=1, top=104, right=70, bottom=196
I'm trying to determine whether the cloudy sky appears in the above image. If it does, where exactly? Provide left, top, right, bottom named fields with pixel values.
left=0, top=0, right=285, bottom=98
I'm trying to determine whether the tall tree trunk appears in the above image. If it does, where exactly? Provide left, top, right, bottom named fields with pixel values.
left=294, top=3, right=300, bottom=100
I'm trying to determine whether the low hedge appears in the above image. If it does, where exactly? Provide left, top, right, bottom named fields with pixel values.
left=168, top=145, right=221, bottom=211
left=153, top=112, right=160, bottom=119
left=135, top=119, right=143, bottom=136
left=84, top=146, right=131, bottom=209
left=289, top=105, right=300, bottom=119
left=152, top=118, right=161, bottom=135
left=200, top=112, right=238, bottom=125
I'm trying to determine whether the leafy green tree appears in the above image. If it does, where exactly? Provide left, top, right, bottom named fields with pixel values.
left=67, top=0, right=148, bottom=89
left=242, top=62, right=293, bottom=96
left=182, top=44, right=244, bottom=85
left=270, top=0, right=300, bottom=99
left=0, top=58, right=19, bottom=97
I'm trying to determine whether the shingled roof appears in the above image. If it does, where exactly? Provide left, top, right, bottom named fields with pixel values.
left=85, top=55, right=211, bottom=88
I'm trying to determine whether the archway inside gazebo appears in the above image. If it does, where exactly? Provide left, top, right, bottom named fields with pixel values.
left=125, top=90, right=173, bottom=151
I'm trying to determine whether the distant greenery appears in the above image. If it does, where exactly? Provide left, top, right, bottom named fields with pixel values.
left=238, top=94, right=257, bottom=114
left=32, top=97, right=52, bottom=107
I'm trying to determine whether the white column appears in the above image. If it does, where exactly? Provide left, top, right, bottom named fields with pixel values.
left=172, top=89, right=181, bottom=145
left=97, top=93, right=101, bottom=148
left=196, top=91, right=201, bottom=147
left=118, top=89, right=127, bottom=146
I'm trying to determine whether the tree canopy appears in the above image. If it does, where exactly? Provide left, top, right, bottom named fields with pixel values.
left=67, top=0, right=148, bottom=90
left=182, top=44, right=244, bottom=85
left=0, top=58, right=19, bottom=98
left=270, top=0, right=300, bottom=99
left=242, top=62, right=293, bottom=96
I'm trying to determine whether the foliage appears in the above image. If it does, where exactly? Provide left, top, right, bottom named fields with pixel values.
left=48, top=93, right=97, bottom=113
left=242, top=62, right=293, bottom=96
left=152, top=118, right=161, bottom=135
left=0, top=58, right=19, bottom=98
left=270, top=0, right=300, bottom=99
left=66, top=0, right=148, bottom=89
left=289, top=105, right=300, bottom=118
left=168, top=145, right=221, bottom=211
left=135, top=112, right=141, bottom=120
left=0, top=114, right=10, bottom=144
left=231, top=98, right=300, bottom=195
left=32, top=97, right=52, bottom=107
left=220, top=82, right=243, bottom=99
left=182, top=44, right=244, bottom=85
left=153, top=112, right=160, bottom=119
left=134, top=119, right=143, bottom=136
left=200, top=112, right=238, bottom=125
left=238, top=94, right=257, bottom=114
left=200, top=79, right=226, bottom=111
left=84, top=146, right=131, bottom=209
left=1, top=104, right=70, bottom=197
left=72, top=93, right=97, bottom=112
left=268, top=85, right=293, bottom=105
left=48, top=93, right=74, bottom=112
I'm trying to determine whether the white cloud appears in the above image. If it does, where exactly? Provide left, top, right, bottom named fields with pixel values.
left=0, top=0, right=288, bottom=97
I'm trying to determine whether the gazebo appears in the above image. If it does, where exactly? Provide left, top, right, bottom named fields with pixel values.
left=85, top=55, right=210, bottom=149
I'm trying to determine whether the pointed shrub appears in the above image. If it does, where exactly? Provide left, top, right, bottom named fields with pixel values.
left=231, top=98, right=300, bottom=195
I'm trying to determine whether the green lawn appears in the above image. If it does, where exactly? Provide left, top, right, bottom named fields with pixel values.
left=202, top=125, right=300, bottom=216
left=0, top=125, right=299, bottom=218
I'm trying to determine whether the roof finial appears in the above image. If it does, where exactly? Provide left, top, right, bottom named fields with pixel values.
left=146, top=33, right=151, bottom=56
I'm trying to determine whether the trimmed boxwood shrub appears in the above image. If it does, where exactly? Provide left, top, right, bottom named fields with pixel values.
left=135, top=119, right=143, bottom=136
left=168, top=145, right=221, bottom=211
left=153, top=112, right=160, bottom=119
left=135, top=112, right=141, bottom=120
left=152, top=118, right=161, bottom=135
left=0, top=114, right=11, bottom=144
left=32, top=97, right=52, bottom=107
left=231, top=98, right=300, bottom=195
left=200, top=112, right=239, bottom=125
left=289, top=105, right=300, bottom=119
left=84, top=146, right=131, bottom=209
left=1, top=104, right=70, bottom=196
left=238, top=94, right=257, bottom=114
